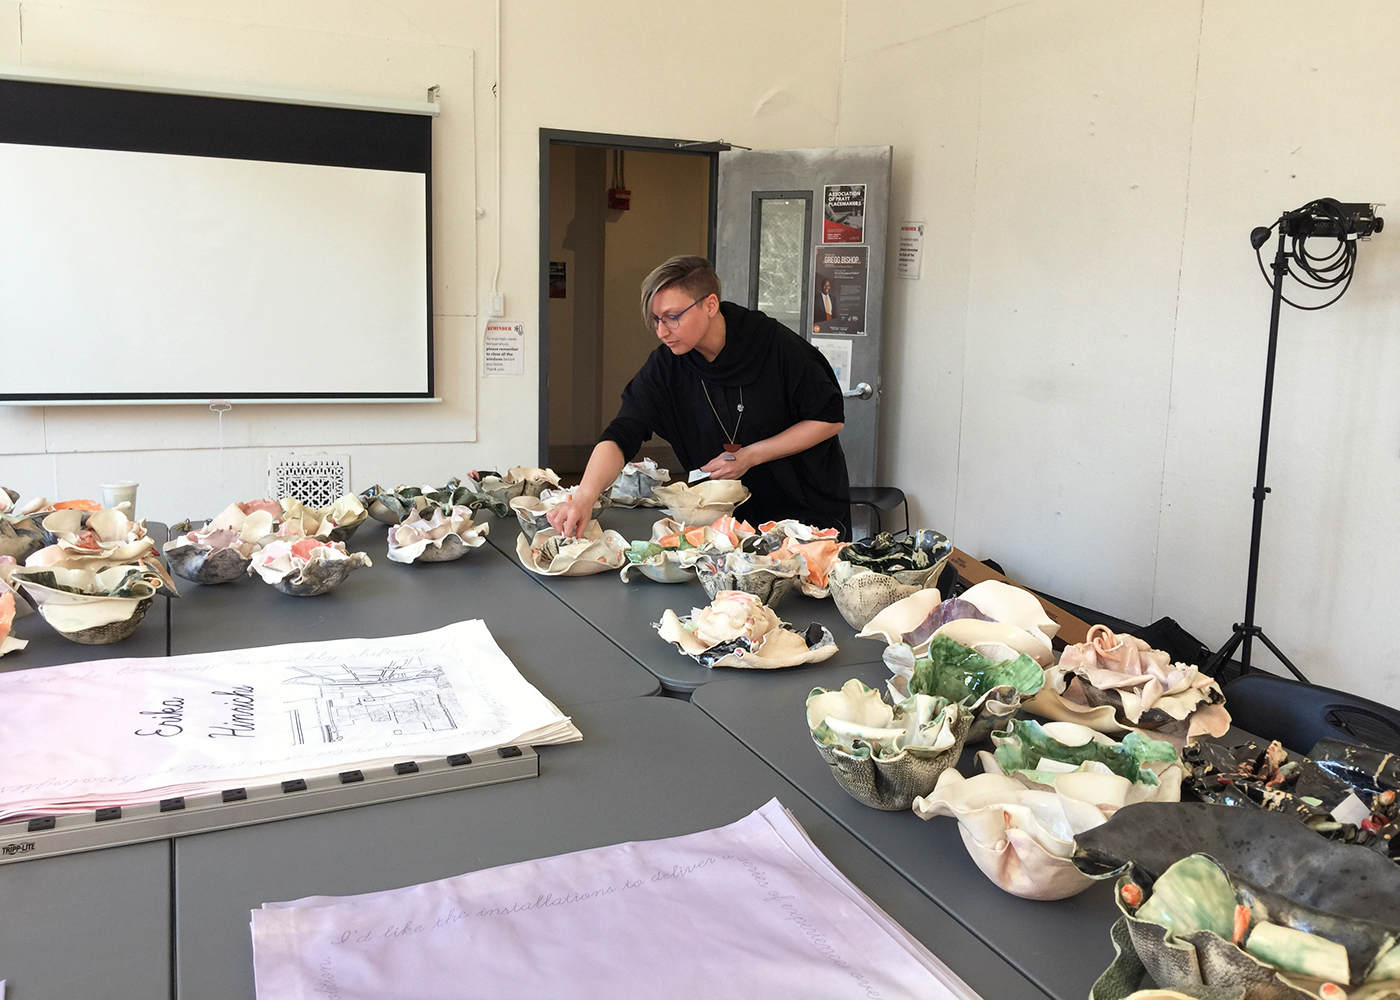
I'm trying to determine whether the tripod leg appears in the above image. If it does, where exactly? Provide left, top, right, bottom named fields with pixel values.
left=1253, top=630, right=1309, bottom=683
left=1204, top=627, right=1247, bottom=678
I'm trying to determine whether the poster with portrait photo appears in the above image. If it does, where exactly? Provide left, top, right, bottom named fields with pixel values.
left=811, top=245, right=869, bottom=337
left=822, top=184, right=865, bottom=243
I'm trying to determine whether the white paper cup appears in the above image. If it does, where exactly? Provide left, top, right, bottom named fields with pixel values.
left=100, top=480, right=139, bottom=517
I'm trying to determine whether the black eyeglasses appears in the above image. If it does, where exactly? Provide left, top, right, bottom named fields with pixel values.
left=652, top=296, right=709, bottom=330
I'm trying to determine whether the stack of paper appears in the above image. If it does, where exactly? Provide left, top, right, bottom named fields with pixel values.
left=251, top=799, right=981, bottom=999
left=0, top=621, right=579, bottom=821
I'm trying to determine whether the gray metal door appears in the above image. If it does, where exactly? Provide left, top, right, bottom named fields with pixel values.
left=713, top=146, right=891, bottom=487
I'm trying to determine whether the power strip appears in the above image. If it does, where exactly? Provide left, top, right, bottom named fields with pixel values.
left=0, top=745, right=537, bottom=865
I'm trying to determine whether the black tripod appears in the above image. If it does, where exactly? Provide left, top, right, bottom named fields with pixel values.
left=1205, top=200, right=1382, bottom=680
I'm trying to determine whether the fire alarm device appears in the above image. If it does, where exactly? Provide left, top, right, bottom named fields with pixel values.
left=607, top=150, right=630, bottom=210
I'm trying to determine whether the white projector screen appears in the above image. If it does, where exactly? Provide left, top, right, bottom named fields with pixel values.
left=0, top=77, right=434, bottom=403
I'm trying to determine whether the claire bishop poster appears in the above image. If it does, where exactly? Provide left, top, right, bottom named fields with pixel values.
left=811, top=245, right=869, bottom=337
left=822, top=184, right=866, bottom=243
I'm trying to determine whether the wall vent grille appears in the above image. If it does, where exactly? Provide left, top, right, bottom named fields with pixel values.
left=267, top=452, right=351, bottom=506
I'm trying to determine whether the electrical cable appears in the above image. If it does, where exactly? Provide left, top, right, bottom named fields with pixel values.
left=1254, top=198, right=1360, bottom=310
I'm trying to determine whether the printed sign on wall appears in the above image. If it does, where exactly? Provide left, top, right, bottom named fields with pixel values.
left=483, top=320, right=525, bottom=377
left=896, top=221, right=925, bottom=279
left=822, top=184, right=866, bottom=243
left=811, top=245, right=869, bottom=337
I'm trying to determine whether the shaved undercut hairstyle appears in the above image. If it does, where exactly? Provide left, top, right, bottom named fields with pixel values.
left=639, top=255, right=722, bottom=328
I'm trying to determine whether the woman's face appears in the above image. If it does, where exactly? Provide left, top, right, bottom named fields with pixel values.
left=651, top=287, right=715, bottom=355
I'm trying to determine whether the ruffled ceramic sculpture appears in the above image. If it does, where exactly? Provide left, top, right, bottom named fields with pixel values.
left=27, top=507, right=157, bottom=569
left=912, top=769, right=1099, bottom=900
left=516, top=524, right=628, bottom=577
left=807, top=678, right=969, bottom=810
left=656, top=590, right=837, bottom=669
left=470, top=467, right=562, bottom=516
left=0, top=488, right=46, bottom=562
left=164, top=502, right=279, bottom=584
left=828, top=530, right=952, bottom=629
left=386, top=506, right=488, bottom=564
left=619, top=520, right=710, bottom=583
left=1090, top=852, right=1400, bottom=1000
left=509, top=490, right=602, bottom=542
left=0, top=589, right=26, bottom=656
left=694, top=549, right=803, bottom=606
left=752, top=520, right=847, bottom=598
left=277, top=495, right=368, bottom=543
left=359, top=479, right=479, bottom=525
left=650, top=480, right=751, bottom=527
left=856, top=585, right=1056, bottom=666
left=11, top=563, right=174, bottom=643
left=884, top=633, right=1046, bottom=742
left=1024, top=624, right=1230, bottom=747
left=619, top=517, right=756, bottom=584
left=607, top=459, right=671, bottom=507
left=981, top=719, right=1183, bottom=807
left=249, top=538, right=371, bottom=596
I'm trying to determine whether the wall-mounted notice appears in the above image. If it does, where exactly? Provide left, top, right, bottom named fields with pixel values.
left=549, top=262, right=567, bottom=299
left=812, top=245, right=869, bottom=337
left=822, top=184, right=866, bottom=243
left=896, top=221, right=925, bottom=279
left=483, top=321, right=525, bottom=377
left=811, top=337, right=853, bottom=392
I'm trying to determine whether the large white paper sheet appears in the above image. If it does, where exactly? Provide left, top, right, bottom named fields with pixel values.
left=250, top=799, right=981, bottom=1000
left=0, top=621, right=579, bottom=820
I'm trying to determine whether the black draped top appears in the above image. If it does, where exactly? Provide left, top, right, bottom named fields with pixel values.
left=600, top=302, right=851, bottom=535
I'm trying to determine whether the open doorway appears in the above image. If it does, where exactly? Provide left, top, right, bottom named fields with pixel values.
left=538, top=130, right=723, bottom=478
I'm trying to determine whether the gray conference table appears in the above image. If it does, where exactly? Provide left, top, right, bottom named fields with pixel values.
left=169, top=518, right=660, bottom=708
left=1, top=524, right=172, bottom=999
left=4, top=522, right=170, bottom=670
left=691, top=660, right=1124, bottom=1000
left=485, top=506, right=889, bottom=693
left=0, top=840, right=171, bottom=999
left=173, top=696, right=1050, bottom=1000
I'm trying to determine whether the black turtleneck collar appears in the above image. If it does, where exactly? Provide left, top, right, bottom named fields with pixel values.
left=681, top=301, right=781, bottom=387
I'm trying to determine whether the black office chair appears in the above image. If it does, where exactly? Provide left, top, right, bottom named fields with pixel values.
left=849, top=487, right=909, bottom=539
left=1221, top=673, right=1400, bottom=756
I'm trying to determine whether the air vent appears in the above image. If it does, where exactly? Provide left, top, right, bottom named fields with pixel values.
left=267, top=452, right=351, bottom=506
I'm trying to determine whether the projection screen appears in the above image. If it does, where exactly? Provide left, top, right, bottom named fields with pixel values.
left=0, top=76, right=434, bottom=403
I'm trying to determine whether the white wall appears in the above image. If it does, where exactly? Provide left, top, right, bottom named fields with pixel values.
left=842, top=0, right=1400, bottom=704
left=0, top=0, right=841, bottom=519
left=5, top=0, right=1397, bottom=704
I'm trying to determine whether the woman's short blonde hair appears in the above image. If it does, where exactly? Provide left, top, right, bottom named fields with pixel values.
left=638, top=255, right=722, bottom=328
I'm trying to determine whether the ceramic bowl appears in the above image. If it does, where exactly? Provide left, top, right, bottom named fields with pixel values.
left=0, top=515, right=45, bottom=562
left=516, top=526, right=629, bottom=577
left=165, top=544, right=252, bottom=585
left=694, top=550, right=801, bottom=607
left=828, top=559, right=940, bottom=630
left=1098, top=853, right=1400, bottom=1000
left=12, top=566, right=163, bottom=644
left=651, top=481, right=752, bottom=527
left=608, top=460, right=671, bottom=506
left=269, top=554, right=369, bottom=596
left=808, top=679, right=971, bottom=811
left=656, top=590, right=838, bottom=670
left=913, top=770, right=1099, bottom=900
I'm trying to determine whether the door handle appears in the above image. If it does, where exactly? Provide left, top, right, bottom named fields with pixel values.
left=842, top=382, right=873, bottom=400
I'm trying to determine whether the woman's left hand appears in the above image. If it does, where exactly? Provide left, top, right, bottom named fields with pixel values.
left=701, top=448, right=755, bottom=479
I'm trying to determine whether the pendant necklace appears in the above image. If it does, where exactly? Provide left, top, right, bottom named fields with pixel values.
left=701, top=383, right=745, bottom=460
